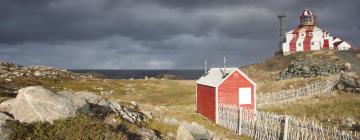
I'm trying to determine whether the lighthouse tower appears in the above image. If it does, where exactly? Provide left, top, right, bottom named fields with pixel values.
left=299, top=9, right=317, bottom=27
left=281, top=9, right=352, bottom=55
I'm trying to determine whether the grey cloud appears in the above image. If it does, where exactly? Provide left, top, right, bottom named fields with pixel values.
left=0, top=0, right=359, bottom=69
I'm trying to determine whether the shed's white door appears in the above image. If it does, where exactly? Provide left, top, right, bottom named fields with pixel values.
left=239, top=87, right=252, bottom=105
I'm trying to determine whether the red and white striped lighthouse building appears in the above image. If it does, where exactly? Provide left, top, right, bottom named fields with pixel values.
left=282, top=9, right=352, bottom=55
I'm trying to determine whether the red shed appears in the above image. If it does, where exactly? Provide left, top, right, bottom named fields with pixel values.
left=196, top=68, right=257, bottom=123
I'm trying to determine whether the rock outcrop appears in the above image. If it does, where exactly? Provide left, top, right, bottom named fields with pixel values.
left=0, top=113, right=13, bottom=140
left=176, top=122, right=211, bottom=140
left=279, top=56, right=340, bottom=80
left=0, top=86, right=89, bottom=123
left=59, top=91, right=146, bottom=124
left=156, top=74, right=183, bottom=80
left=338, top=72, right=360, bottom=92
left=0, top=61, right=97, bottom=81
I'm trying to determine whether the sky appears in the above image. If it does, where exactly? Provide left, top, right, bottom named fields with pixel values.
left=0, top=0, right=359, bottom=69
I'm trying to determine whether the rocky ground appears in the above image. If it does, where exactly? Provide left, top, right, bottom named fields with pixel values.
left=1, top=50, right=359, bottom=140
left=336, top=50, right=360, bottom=74
left=0, top=61, right=103, bottom=96
left=0, top=61, right=98, bottom=81
left=0, top=85, right=220, bottom=140
left=279, top=55, right=342, bottom=80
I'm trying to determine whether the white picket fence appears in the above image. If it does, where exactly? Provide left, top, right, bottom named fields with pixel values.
left=218, top=104, right=358, bottom=140
left=257, top=75, right=341, bottom=106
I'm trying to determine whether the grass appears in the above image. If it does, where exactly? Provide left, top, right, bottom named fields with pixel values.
left=105, top=79, right=251, bottom=139
left=2, top=78, right=250, bottom=139
left=259, top=91, right=360, bottom=130
left=257, top=76, right=326, bottom=94
left=2, top=49, right=356, bottom=139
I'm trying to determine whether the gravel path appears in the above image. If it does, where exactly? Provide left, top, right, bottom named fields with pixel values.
left=336, top=50, right=360, bottom=74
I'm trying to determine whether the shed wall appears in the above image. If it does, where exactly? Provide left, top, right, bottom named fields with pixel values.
left=196, top=84, right=216, bottom=121
left=218, top=71, right=255, bottom=109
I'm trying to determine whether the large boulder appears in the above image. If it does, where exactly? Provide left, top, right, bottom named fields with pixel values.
left=176, top=122, right=211, bottom=140
left=0, top=86, right=89, bottom=123
left=0, top=113, right=13, bottom=140
left=59, top=91, right=145, bottom=124
left=136, top=127, right=161, bottom=140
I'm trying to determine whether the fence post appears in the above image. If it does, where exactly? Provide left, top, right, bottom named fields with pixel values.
left=283, top=116, right=289, bottom=140
left=238, top=107, right=243, bottom=135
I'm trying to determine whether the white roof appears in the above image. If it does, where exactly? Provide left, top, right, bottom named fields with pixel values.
left=196, top=68, right=256, bottom=87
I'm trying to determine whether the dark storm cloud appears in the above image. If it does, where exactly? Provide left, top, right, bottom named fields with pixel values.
left=0, top=0, right=359, bottom=69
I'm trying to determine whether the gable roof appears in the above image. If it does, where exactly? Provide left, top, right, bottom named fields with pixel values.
left=196, top=67, right=256, bottom=87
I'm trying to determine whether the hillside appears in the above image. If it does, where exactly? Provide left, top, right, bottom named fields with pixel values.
left=241, top=50, right=348, bottom=93
left=1, top=49, right=360, bottom=140
left=240, top=50, right=360, bottom=132
left=0, top=61, right=247, bottom=139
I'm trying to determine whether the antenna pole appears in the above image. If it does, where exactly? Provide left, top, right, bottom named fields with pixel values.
left=224, top=57, right=226, bottom=73
left=204, top=59, right=207, bottom=74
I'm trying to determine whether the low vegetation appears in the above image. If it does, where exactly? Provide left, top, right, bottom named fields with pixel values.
left=1, top=50, right=359, bottom=139
left=7, top=113, right=130, bottom=140
left=259, top=92, right=360, bottom=131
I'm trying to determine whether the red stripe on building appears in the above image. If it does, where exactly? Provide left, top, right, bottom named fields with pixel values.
left=323, top=39, right=329, bottom=48
left=303, top=26, right=314, bottom=51
left=289, top=28, right=301, bottom=53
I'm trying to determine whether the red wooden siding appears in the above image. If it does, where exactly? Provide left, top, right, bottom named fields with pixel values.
left=196, top=84, right=216, bottom=121
left=218, top=71, right=254, bottom=109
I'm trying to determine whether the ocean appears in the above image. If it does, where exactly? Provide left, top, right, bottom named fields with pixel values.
left=70, top=69, right=204, bottom=80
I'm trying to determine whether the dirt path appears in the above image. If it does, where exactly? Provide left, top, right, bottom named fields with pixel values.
left=336, top=50, right=360, bottom=74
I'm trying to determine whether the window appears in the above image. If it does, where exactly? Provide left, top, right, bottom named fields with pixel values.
left=303, top=16, right=312, bottom=22
left=301, top=33, right=305, bottom=37
left=309, top=32, right=313, bottom=36
left=239, top=87, right=252, bottom=105
left=311, top=42, right=314, bottom=46
left=298, top=43, right=302, bottom=46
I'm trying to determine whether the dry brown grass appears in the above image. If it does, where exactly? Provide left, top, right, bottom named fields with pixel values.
left=110, top=79, right=250, bottom=139
left=4, top=49, right=352, bottom=139
left=259, top=91, right=360, bottom=130
left=240, top=50, right=346, bottom=94
left=357, top=53, right=360, bottom=60
left=257, top=76, right=326, bottom=94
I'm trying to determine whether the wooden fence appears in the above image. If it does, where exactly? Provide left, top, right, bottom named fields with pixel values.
left=218, top=104, right=358, bottom=140
left=257, top=75, right=341, bottom=106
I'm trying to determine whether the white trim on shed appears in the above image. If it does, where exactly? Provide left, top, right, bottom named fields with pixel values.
left=196, top=68, right=257, bottom=88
